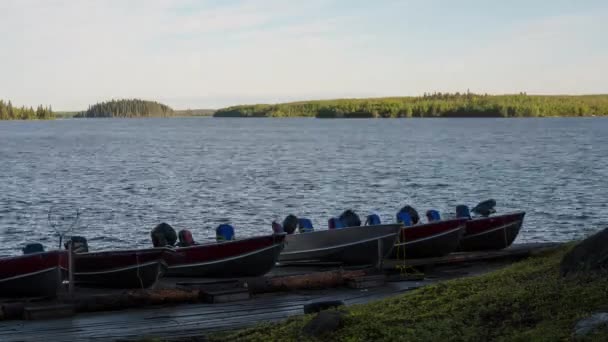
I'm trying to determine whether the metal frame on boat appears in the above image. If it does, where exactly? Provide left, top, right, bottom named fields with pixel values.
left=458, top=211, right=525, bottom=251
left=279, top=224, right=402, bottom=265
left=165, top=234, right=285, bottom=277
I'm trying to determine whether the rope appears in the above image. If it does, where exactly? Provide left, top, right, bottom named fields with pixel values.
left=136, top=252, right=144, bottom=289
left=503, top=222, right=509, bottom=248
left=394, top=228, right=418, bottom=276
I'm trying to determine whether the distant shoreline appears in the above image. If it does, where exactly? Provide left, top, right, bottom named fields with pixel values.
left=4, top=93, right=608, bottom=120
left=213, top=93, right=608, bottom=118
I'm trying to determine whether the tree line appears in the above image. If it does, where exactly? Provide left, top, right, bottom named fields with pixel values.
left=0, top=100, right=54, bottom=120
left=214, top=93, right=608, bottom=118
left=75, top=99, right=175, bottom=118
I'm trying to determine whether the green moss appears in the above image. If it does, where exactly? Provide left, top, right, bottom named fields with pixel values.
left=210, top=246, right=608, bottom=341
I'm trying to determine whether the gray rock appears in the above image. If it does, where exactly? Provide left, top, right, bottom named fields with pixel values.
left=302, top=310, right=345, bottom=337
left=561, top=227, right=608, bottom=276
left=573, top=313, right=608, bottom=337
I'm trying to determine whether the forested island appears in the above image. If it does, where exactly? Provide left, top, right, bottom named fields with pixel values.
left=214, top=93, right=608, bottom=118
left=0, top=100, right=54, bottom=120
left=75, top=99, right=175, bottom=118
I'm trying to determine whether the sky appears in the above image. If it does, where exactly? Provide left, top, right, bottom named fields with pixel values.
left=1, top=0, right=607, bottom=110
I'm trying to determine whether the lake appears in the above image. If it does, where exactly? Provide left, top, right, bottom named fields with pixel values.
left=0, top=117, right=606, bottom=255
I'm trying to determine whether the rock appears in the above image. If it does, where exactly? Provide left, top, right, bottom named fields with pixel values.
left=560, top=228, right=608, bottom=276
left=573, top=312, right=608, bottom=338
left=303, top=300, right=344, bottom=314
left=302, top=310, right=345, bottom=337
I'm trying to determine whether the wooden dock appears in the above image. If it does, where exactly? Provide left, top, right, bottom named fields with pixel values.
left=0, top=243, right=561, bottom=342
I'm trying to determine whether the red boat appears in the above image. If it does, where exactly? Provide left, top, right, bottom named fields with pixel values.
left=165, top=234, right=285, bottom=277
left=0, top=250, right=68, bottom=297
left=391, top=218, right=467, bottom=258
left=458, top=211, right=526, bottom=251
left=73, top=248, right=170, bottom=288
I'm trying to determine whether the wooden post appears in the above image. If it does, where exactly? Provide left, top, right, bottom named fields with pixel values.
left=377, top=238, right=383, bottom=270
left=68, top=241, right=74, bottom=297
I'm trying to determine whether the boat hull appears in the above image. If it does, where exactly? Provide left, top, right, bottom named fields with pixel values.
left=73, top=248, right=169, bottom=288
left=166, top=235, right=285, bottom=278
left=0, top=250, right=67, bottom=298
left=458, top=212, right=525, bottom=251
left=391, top=218, right=466, bottom=259
left=279, top=224, right=402, bottom=265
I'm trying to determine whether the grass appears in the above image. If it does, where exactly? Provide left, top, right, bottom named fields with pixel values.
left=206, top=245, right=608, bottom=341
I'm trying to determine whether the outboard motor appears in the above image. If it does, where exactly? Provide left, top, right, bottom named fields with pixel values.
left=282, top=214, right=298, bottom=234
left=298, top=218, right=314, bottom=233
left=397, top=205, right=420, bottom=225
left=472, top=199, right=497, bottom=217
left=272, top=221, right=284, bottom=234
left=456, top=205, right=472, bottom=219
left=365, top=214, right=382, bottom=226
left=339, top=210, right=361, bottom=227
left=177, top=229, right=196, bottom=247
left=65, top=236, right=89, bottom=253
left=216, top=224, right=235, bottom=241
left=426, top=210, right=441, bottom=222
left=151, top=222, right=177, bottom=247
left=22, top=243, right=44, bottom=254
left=396, top=211, right=413, bottom=226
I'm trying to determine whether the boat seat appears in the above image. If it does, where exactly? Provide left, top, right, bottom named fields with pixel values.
left=328, top=217, right=346, bottom=229
left=365, top=214, right=381, bottom=225
left=216, top=224, right=235, bottom=241
left=298, top=218, right=314, bottom=233
left=456, top=205, right=472, bottom=219
left=426, top=210, right=441, bottom=222
left=177, top=229, right=196, bottom=247
left=22, top=243, right=44, bottom=254
left=396, top=212, right=413, bottom=226
left=272, top=221, right=284, bottom=234
left=65, top=236, right=89, bottom=253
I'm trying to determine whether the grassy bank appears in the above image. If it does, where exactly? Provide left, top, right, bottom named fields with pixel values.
left=207, top=245, right=608, bottom=341
left=214, top=93, right=608, bottom=118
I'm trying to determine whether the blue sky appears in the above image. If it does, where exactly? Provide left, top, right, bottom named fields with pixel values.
left=1, top=0, right=606, bottom=110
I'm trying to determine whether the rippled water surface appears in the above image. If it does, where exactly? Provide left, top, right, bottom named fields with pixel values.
left=1, top=118, right=606, bottom=255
